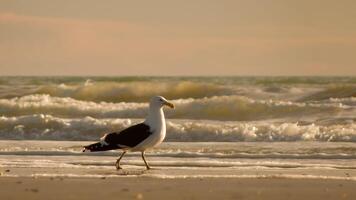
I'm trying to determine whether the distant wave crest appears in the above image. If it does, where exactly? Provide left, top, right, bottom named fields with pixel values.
left=300, top=85, right=356, bottom=101
left=34, top=81, right=234, bottom=102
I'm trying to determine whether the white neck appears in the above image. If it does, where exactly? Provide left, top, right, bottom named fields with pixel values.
left=144, top=106, right=165, bottom=131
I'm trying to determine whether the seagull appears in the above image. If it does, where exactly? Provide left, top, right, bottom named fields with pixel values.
left=82, top=96, right=174, bottom=170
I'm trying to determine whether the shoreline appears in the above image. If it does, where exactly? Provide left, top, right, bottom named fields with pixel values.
left=1, top=173, right=356, bottom=181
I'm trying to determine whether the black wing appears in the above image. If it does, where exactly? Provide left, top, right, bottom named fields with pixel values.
left=104, top=123, right=152, bottom=148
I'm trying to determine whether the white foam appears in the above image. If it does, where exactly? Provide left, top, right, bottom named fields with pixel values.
left=0, top=94, right=147, bottom=118
left=0, top=94, right=353, bottom=121
left=0, top=114, right=355, bottom=141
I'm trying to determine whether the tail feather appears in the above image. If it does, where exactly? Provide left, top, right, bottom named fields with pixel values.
left=82, top=141, right=120, bottom=152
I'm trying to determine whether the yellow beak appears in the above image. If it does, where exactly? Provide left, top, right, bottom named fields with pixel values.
left=164, top=101, right=175, bottom=109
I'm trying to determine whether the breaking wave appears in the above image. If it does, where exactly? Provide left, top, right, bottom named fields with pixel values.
left=34, top=81, right=235, bottom=103
left=0, top=114, right=355, bottom=142
left=300, top=85, right=356, bottom=102
left=1, top=77, right=355, bottom=103
left=0, top=94, right=352, bottom=121
left=0, top=76, right=354, bottom=142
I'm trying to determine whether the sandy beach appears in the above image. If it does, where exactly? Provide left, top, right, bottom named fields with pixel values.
left=0, top=176, right=355, bottom=200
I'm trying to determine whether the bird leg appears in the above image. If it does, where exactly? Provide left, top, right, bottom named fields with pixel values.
left=141, top=151, right=151, bottom=170
left=115, top=151, right=126, bottom=170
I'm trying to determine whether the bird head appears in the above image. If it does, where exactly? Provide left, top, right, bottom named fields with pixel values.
left=150, top=96, right=175, bottom=109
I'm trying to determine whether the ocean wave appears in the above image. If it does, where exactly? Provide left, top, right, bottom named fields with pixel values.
left=0, top=115, right=355, bottom=141
left=2, top=77, right=355, bottom=103
left=0, top=94, right=147, bottom=118
left=300, top=85, right=356, bottom=101
left=0, top=94, right=351, bottom=121
left=34, top=81, right=235, bottom=102
left=0, top=76, right=355, bottom=104
left=0, top=114, right=134, bottom=140
left=166, top=121, right=356, bottom=142
left=170, top=96, right=352, bottom=121
left=323, top=97, right=356, bottom=106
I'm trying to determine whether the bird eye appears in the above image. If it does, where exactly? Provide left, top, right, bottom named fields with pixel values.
left=159, top=99, right=163, bottom=102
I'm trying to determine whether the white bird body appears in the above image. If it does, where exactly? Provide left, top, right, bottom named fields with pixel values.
left=131, top=105, right=166, bottom=151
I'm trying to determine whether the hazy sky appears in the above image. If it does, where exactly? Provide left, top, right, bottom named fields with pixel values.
left=1, top=0, right=356, bottom=76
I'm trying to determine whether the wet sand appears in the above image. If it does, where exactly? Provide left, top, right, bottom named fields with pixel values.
left=0, top=177, right=355, bottom=200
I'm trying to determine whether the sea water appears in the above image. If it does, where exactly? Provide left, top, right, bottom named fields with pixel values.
left=0, top=76, right=355, bottom=178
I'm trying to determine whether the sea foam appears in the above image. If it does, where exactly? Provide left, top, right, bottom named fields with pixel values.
left=0, top=94, right=352, bottom=121
left=0, top=114, right=355, bottom=141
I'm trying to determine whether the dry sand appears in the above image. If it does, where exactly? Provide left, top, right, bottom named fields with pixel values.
left=0, top=177, right=355, bottom=200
